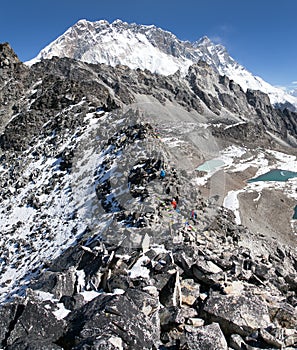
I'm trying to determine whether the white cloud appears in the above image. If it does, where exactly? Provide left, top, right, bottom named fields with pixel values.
left=210, top=36, right=224, bottom=44
left=219, top=24, right=233, bottom=34
left=209, top=24, right=234, bottom=46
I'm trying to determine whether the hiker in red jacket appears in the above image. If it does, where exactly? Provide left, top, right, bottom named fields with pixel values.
left=171, top=198, right=177, bottom=210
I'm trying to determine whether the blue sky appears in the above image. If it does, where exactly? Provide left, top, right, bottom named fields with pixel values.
left=1, top=0, right=296, bottom=89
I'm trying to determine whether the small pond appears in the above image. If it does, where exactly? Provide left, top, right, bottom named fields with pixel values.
left=247, top=169, right=297, bottom=183
left=197, top=159, right=225, bottom=172
left=247, top=169, right=297, bottom=221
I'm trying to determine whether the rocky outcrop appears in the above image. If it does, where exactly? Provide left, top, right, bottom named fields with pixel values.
left=0, top=42, right=21, bottom=67
left=211, top=121, right=269, bottom=147
left=0, top=43, right=30, bottom=132
left=1, top=205, right=296, bottom=349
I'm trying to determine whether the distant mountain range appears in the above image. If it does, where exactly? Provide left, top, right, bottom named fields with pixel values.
left=27, top=19, right=297, bottom=110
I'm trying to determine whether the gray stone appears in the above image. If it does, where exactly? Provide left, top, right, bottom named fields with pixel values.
left=180, top=278, right=200, bottom=306
left=60, top=293, right=160, bottom=349
left=229, top=333, right=246, bottom=350
left=6, top=299, right=65, bottom=348
left=159, top=306, right=185, bottom=327
left=0, top=303, right=19, bottom=345
left=202, top=292, right=271, bottom=337
left=192, top=258, right=223, bottom=285
left=184, top=323, right=228, bottom=350
left=269, top=302, right=297, bottom=328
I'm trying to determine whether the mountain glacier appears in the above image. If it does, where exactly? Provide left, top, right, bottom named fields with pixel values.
left=27, top=18, right=297, bottom=110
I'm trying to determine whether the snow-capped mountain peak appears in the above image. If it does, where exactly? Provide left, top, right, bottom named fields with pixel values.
left=195, top=35, right=212, bottom=44
left=28, top=19, right=193, bottom=76
left=27, top=19, right=297, bottom=109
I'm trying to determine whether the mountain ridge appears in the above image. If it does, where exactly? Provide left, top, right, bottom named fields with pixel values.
left=27, top=18, right=297, bottom=111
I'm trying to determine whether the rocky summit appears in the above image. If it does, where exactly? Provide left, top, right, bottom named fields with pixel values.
left=0, top=42, right=297, bottom=349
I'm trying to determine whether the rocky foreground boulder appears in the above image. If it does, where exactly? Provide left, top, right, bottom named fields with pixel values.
left=1, top=208, right=297, bottom=349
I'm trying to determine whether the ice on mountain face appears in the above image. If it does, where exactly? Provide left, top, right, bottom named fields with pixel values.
left=290, top=88, right=297, bottom=97
left=26, top=19, right=297, bottom=110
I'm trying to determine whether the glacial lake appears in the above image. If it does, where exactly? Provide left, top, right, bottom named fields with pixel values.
left=247, top=169, right=297, bottom=183
left=197, top=159, right=225, bottom=172
left=247, top=169, right=297, bottom=221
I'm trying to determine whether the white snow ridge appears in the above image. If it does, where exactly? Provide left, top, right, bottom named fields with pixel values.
left=27, top=18, right=297, bottom=110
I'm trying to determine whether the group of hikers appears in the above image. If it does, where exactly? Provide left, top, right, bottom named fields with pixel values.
left=159, top=167, right=198, bottom=224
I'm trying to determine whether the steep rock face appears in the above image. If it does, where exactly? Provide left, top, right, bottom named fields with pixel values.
left=185, top=63, right=297, bottom=145
left=186, top=62, right=252, bottom=117
left=0, top=43, right=30, bottom=132
left=0, top=45, right=296, bottom=349
left=0, top=42, right=21, bottom=67
left=282, top=108, right=297, bottom=141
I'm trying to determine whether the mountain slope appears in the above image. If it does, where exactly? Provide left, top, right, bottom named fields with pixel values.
left=0, top=43, right=297, bottom=348
left=27, top=19, right=297, bottom=110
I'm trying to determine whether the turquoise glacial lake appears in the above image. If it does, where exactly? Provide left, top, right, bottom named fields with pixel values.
left=197, top=159, right=225, bottom=172
left=248, top=169, right=297, bottom=183
left=247, top=169, right=297, bottom=220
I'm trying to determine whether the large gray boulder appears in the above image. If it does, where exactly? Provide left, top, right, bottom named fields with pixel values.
left=59, top=293, right=160, bottom=349
left=183, top=322, right=228, bottom=350
left=5, top=299, right=65, bottom=349
left=202, top=291, right=271, bottom=337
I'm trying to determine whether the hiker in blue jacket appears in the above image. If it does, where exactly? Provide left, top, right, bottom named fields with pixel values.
left=160, top=169, right=166, bottom=180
